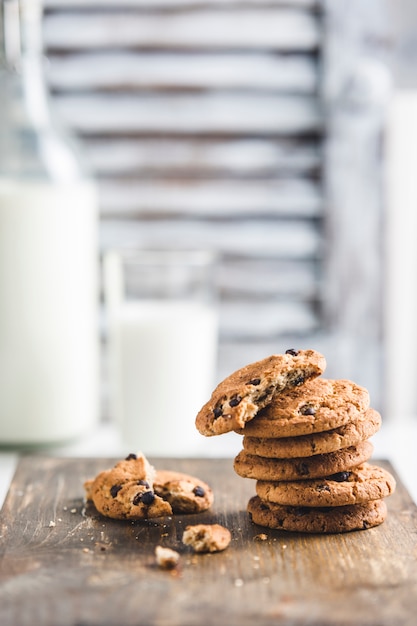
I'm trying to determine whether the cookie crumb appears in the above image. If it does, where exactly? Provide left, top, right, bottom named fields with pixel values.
left=48, top=520, right=56, bottom=528
left=182, top=523, right=231, bottom=553
left=155, top=545, right=180, bottom=570
left=254, top=533, right=268, bottom=541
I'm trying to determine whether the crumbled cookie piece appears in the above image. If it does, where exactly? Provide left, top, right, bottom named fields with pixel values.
left=182, top=523, right=231, bottom=553
left=155, top=545, right=180, bottom=569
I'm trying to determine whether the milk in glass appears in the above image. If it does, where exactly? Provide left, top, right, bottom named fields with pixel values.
left=105, top=250, right=218, bottom=456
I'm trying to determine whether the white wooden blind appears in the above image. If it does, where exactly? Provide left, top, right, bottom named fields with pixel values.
left=42, top=0, right=324, bottom=378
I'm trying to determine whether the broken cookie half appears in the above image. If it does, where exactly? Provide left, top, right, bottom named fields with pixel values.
left=84, top=453, right=213, bottom=520
left=195, top=349, right=326, bottom=437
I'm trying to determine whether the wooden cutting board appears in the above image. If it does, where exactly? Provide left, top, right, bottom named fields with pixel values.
left=0, top=456, right=416, bottom=626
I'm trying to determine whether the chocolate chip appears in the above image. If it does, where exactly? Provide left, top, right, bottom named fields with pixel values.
left=229, top=395, right=242, bottom=407
left=137, top=480, right=150, bottom=488
left=292, top=374, right=305, bottom=386
left=299, top=462, right=310, bottom=476
left=213, top=405, right=223, bottom=419
left=125, top=453, right=137, bottom=460
left=141, top=490, right=155, bottom=505
left=246, top=378, right=261, bottom=386
left=133, top=490, right=155, bottom=506
left=193, top=486, right=205, bottom=497
left=300, top=405, right=316, bottom=416
left=328, top=471, right=351, bottom=482
left=110, top=484, right=122, bottom=498
left=285, top=349, right=299, bottom=356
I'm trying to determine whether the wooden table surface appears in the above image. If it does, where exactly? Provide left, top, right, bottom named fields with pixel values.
left=0, top=456, right=416, bottom=626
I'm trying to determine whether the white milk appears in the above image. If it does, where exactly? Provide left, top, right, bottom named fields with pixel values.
left=0, top=179, right=98, bottom=444
left=109, top=299, right=218, bottom=456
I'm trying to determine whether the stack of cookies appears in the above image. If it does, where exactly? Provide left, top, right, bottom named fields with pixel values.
left=195, top=349, right=396, bottom=534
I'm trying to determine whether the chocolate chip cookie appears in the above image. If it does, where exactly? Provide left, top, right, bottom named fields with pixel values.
left=234, top=441, right=374, bottom=481
left=235, top=378, right=370, bottom=439
left=256, top=463, right=396, bottom=507
left=247, top=495, right=387, bottom=533
left=153, top=470, right=213, bottom=513
left=195, top=349, right=326, bottom=437
left=242, top=408, right=381, bottom=458
left=85, top=453, right=172, bottom=520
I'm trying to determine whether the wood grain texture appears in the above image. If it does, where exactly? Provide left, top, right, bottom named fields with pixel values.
left=0, top=457, right=416, bottom=626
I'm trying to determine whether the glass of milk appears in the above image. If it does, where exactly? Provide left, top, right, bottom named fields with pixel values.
left=104, top=249, right=219, bottom=456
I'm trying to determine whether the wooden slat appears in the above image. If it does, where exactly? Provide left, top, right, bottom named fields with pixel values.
left=53, top=93, right=321, bottom=134
left=99, top=219, right=321, bottom=259
left=98, top=299, right=319, bottom=341
left=81, top=137, right=321, bottom=176
left=43, top=8, right=321, bottom=51
left=47, top=51, right=318, bottom=92
left=97, top=178, right=322, bottom=218
left=44, top=0, right=320, bottom=8
left=221, top=299, right=318, bottom=337
left=98, top=259, right=317, bottom=300
left=218, top=259, right=318, bottom=297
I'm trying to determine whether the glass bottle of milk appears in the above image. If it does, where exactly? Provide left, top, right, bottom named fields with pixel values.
left=0, top=0, right=99, bottom=445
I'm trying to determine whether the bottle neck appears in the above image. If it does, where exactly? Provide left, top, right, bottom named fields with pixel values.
left=1, top=0, right=50, bottom=128
left=1, top=0, right=43, bottom=69
left=0, top=0, right=92, bottom=183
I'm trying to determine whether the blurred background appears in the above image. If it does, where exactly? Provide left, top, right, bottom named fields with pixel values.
left=2, top=0, right=417, bottom=466
left=37, top=0, right=410, bottom=417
